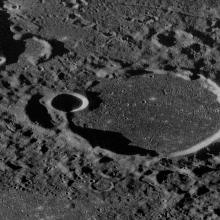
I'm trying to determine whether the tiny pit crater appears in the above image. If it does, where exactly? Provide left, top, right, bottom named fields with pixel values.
left=157, top=31, right=177, bottom=47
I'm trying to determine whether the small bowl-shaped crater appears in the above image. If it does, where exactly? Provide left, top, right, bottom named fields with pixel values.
left=90, top=178, right=114, bottom=192
left=51, top=93, right=88, bottom=112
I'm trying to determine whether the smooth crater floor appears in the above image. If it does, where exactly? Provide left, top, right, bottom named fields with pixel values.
left=72, top=74, right=220, bottom=155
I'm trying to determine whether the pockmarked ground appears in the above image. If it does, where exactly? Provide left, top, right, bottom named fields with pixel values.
left=1, top=0, right=220, bottom=219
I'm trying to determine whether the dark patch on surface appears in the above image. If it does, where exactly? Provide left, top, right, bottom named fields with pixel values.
left=25, top=94, right=54, bottom=128
left=125, top=69, right=149, bottom=77
left=19, top=74, right=32, bottom=86
left=201, top=142, right=220, bottom=157
left=163, top=64, right=177, bottom=71
left=0, top=5, right=25, bottom=64
left=67, top=113, right=158, bottom=156
left=196, top=185, right=209, bottom=196
left=193, top=166, right=215, bottom=177
left=157, top=31, right=177, bottom=47
left=22, top=129, right=33, bottom=137
left=99, top=156, right=113, bottom=163
left=214, top=208, right=220, bottom=216
left=180, top=58, right=205, bottom=79
left=195, top=142, right=220, bottom=160
left=1, top=80, right=10, bottom=89
left=51, top=93, right=83, bottom=112
left=81, top=166, right=93, bottom=175
left=176, top=193, right=193, bottom=209
left=186, top=26, right=215, bottom=47
left=49, top=39, right=69, bottom=58
left=85, top=91, right=102, bottom=111
left=122, top=35, right=137, bottom=46
left=6, top=161, right=22, bottom=171
left=156, top=170, right=173, bottom=184
left=40, top=143, right=49, bottom=154
left=182, top=43, right=201, bottom=60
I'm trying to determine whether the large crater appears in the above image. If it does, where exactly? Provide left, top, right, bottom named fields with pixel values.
left=71, top=74, right=220, bottom=155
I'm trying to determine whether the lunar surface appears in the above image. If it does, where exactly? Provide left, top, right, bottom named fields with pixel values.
left=1, top=0, right=220, bottom=219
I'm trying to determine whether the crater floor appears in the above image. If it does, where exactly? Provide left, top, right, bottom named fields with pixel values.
left=73, top=74, right=220, bottom=155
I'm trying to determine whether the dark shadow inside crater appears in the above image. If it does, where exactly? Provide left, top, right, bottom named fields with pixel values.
left=25, top=94, right=54, bottom=129
left=0, top=4, right=25, bottom=64
left=49, top=39, right=69, bottom=58
left=67, top=113, right=158, bottom=157
left=157, top=31, right=176, bottom=47
left=51, top=93, right=83, bottom=112
left=85, top=91, right=103, bottom=111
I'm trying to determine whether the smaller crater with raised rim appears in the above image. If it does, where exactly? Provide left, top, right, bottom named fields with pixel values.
left=51, top=93, right=83, bottom=112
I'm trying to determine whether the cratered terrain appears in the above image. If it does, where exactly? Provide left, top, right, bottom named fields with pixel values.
left=1, top=0, right=220, bottom=219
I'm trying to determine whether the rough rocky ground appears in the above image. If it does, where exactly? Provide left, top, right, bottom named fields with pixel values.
left=1, top=0, right=220, bottom=219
